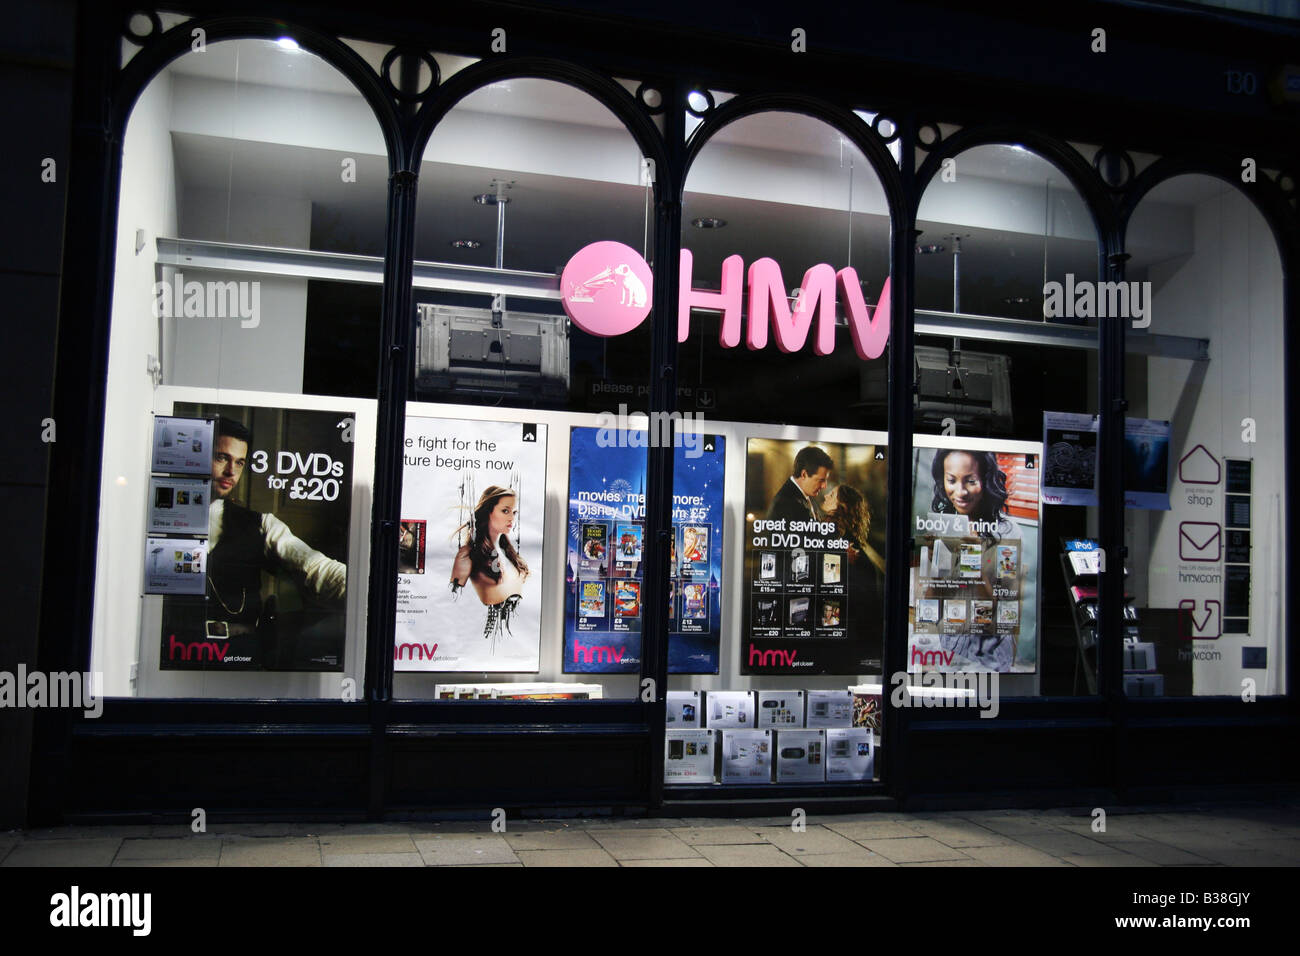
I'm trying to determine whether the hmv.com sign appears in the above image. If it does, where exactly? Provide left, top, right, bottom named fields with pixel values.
left=559, top=241, right=891, bottom=360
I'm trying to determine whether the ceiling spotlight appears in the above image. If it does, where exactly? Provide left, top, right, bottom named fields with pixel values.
left=474, top=193, right=509, bottom=205
left=450, top=239, right=481, bottom=249
left=275, top=36, right=300, bottom=52
left=690, top=217, right=726, bottom=229
left=1003, top=296, right=1034, bottom=305
left=916, top=243, right=946, bottom=254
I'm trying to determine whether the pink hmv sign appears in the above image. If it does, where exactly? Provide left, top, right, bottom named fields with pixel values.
left=559, top=241, right=891, bottom=361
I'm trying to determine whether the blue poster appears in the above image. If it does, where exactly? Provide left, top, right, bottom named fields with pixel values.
left=564, top=427, right=725, bottom=674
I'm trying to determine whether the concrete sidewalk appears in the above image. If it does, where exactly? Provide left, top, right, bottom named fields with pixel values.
left=2, top=804, right=1297, bottom=867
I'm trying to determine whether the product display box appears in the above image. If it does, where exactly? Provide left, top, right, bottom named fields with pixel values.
left=665, top=729, right=715, bottom=784
left=755, top=689, right=805, bottom=728
left=705, top=690, right=756, bottom=728
left=775, top=728, right=825, bottom=782
left=1123, top=674, right=1165, bottom=697
left=825, top=728, right=874, bottom=781
left=666, top=690, right=702, bottom=728
left=805, top=690, right=854, bottom=728
left=1122, top=642, right=1157, bottom=672
left=718, top=729, right=773, bottom=783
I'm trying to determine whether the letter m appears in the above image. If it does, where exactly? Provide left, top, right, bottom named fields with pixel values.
left=746, top=258, right=838, bottom=354
left=396, top=643, right=421, bottom=660
left=1097, top=281, right=1129, bottom=318
left=206, top=280, right=240, bottom=318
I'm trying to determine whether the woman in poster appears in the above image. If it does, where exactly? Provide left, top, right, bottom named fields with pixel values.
left=929, top=449, right=1020, bottom=542
left=450, top=485, right=530, bottom=641
left=822, top=484, right=883, bottom=640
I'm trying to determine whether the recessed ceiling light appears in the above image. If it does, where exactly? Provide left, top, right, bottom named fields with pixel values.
left=450, top=239, right=481, bottom=249
left=1003, top=296, right=1034, bottom=305
left=916, top=243, right=946, bottom=254
left=690, top=217, right=726, bottom=229
left=276, top=37, right=300, bottom=52
left=474, top=193, right=509, bottom=205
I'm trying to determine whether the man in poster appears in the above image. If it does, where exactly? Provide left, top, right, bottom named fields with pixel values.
left=206, top=419, right=345, bottom=653
left=768, top=445, right=834, bottom=524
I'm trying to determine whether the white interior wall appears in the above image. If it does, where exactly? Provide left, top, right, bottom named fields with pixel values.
left=94, top=72, right=178, bottom=696
left=1139, top=184, right=1285, bottom=695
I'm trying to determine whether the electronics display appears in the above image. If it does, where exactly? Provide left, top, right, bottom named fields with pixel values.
left=718, top=729, right=773, bottom=783
left=666, top=690, right=701, bottom=728
left=1123, top=641, right=1157, bottom=673
left=1123, top=673, right=1165, bottom=697
left=151, top=415, right=215, bottom=476
left=805, top=690, right=853, bottom=728
left=433, top=682, right=604, bottom=699
left=147, top=476, right=210, bottom=533
left=705, top=691, right=756, bottom=728
left=826, top=728, right=874, bottom=781
left=665, top=729, right=715, bottom=783
left=775, top=729, right=825, bottom=782
left=755, top=690, right=805, bottom=728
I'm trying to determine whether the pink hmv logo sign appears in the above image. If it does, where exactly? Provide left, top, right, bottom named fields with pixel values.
left=560, top=241, right=891, bottom=360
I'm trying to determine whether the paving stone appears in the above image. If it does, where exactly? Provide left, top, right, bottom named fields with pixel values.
left=323, top=852, right=425, bottom=867
left=219, top=837, right=322, bottom=867
left=674, top=826, right=771, bottom=846
left=961, top=844, right=1073, bottom=866
left=1237, top=837, right=1300, bottom=860
left=318, top=834, right=417, bottom=855
left=859, top=837, right=973, bottom=864
left=116, top=858, right=219, bottom=867
left=504, top=830, right=601, bottom=851
left=1015, top=830, right=1127, bottom=857
left=115, top=837, right=222, bottom=863
left=24, top=826, right=151, bottom=841
left=515, top=848, right=619, bottom=867
left=798, top=849, right=898, bottom=867
left=0, top=836, right=15, bottom=865
left=898, top=859, right=987, bottom=867
left=412, top=834, right=521, bottom=866
left=619, top=858, right=715, bottom=867
left=589, top=832, right=699, bottom=861
left=695, top=844, right=802, bottom=867
left=2, top=839, right=122, bottom=867
left=1064, top=852, right=1158, bottom=867
left=759, top=826, right=863, bottom=856
left=824, top=821, right=920, bottom=841
left=1104, top=840, right=1218, bottom=866
left=1175, top=845, right=1297, bottom=867
left=906, top=820, right=1010, bottom=847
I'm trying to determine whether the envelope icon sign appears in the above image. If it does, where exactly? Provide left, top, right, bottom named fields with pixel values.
left=1179, top=522, right=1221, bottom=562
left=1179, top=599, right=1221, bottom=640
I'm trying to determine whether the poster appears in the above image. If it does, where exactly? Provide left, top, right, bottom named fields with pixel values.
left=147, top=476, right=210, bottom=533
left=160, top=403, right=355, bottom=671
left=396, top=417, right=547, bottom=672
left=1040, top=412, right=1172, bottom=510
left=144, top=537, right=207, bottom=594
left=564, top=427, right=725, bottom=674
left=1041, top=411, right=1098, bottom=506
left=151, top=415, right=215, bottom=475
left=741, top=437, right=887, bottom=675
left=909, top=441, right=1040, bottom=673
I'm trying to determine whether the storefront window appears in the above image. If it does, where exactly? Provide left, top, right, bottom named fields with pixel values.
left=914, top=143, right=1103, bottom=698
left=393, top=77, right=657, bottom=701
left=666, top=110, right=891, bottom=787
left=91, top=38, right=388, bottom=699
left=1122, top=174, right=1286, bottom=697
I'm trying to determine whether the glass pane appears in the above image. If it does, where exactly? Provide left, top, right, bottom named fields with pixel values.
left=671, top=111, right=891, bottom=787
left=1122, top=175, right=1285, bottom=697
left=915, top=143, right=1103, bottom=697
left=91, top=38, right=387, bottom=699
left=395, top=78, right=658, bottom=702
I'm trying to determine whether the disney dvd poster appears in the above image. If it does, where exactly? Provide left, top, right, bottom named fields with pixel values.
left=564, top=426, right=725, bottom=674
left=396, top=416, right=547, bottom=672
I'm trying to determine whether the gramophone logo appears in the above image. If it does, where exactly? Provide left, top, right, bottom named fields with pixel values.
left=560, top=240, right=654, bottom=337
